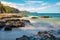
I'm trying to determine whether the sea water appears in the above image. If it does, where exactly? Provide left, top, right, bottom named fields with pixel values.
left=26, top=13, right=60, bottom=18
left=0, top=13, right=60, bottom=40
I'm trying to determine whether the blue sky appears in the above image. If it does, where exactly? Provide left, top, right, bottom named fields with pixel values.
left=0, top=0, right=60, bottom=13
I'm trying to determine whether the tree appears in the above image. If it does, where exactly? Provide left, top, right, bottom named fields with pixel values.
left=0, top=2, right=6, bottom=13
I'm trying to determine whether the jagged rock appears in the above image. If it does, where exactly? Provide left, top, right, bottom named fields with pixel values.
left=38, top=31, right=56, bottom=40
left=16, top=35, right=30, bottom=40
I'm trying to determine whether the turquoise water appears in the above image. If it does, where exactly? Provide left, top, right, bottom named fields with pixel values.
left=26, top=13, right=60, bottom=18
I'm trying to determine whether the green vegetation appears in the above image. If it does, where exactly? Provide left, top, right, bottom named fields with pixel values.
left=0, top=2, right=6, bottom=13
left=4, top=6, right=12, bottom=13
left=0, top=2, right=28, bottom=17
left=0, top=2, right=20, bottom=13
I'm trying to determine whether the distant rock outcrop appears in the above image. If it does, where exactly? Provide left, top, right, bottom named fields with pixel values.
left=31, top=17, right=38, bottom=19
left=39, top=16, right=52, bottom=18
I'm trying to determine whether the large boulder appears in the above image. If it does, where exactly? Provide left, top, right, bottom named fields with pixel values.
left=16, top=35, right=30, bottom=40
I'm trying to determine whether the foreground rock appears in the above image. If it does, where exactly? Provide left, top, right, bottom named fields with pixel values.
left=0, top=18, right=31, bottom=31
left=38, top=31, right=56, bottom=40
left=57, top=30, right=60, bottom=34
left=4, top=25, right=12, bottom=31
left=0, top=20, right=5, bottom=30
left=16, top=35, right=30, bottom=40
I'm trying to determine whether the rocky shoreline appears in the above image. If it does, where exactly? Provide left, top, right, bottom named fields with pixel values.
left=0, top=14, right=30, bottom=31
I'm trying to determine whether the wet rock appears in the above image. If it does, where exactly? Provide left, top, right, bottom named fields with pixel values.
left=56, top=37, right=60, bottom=40
left=57, top=30, right=60, bottom=34
left=0, top=21, right=5, bottom=30
left=4, top=25, right=12, bottom=31
left=5, top=19, right=25, bottom=28
left=11, top=22, right=25, bottom=28
left=16, top=35, right=30, bottom=40
left=38, top=31, right=56, bottom=40
left=6, top=19, right=20, bottom=22
left=24, top=20, right=30, bottom=23
left=39, top=16, right=52, bottom=18
left=31, top=17, right=38, bottom=19
left=0, top=23, right=5, bottom=28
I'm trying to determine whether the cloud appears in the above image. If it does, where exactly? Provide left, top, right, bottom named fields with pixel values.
left=1, top=1, right=25, bottom=8
left=56, top=2, right=60, bottom=6
left=1, top=1, right=60, bottom=13
left=1, top=1, right=51, bottom=12
left=25, top=1, right=43, bottom=4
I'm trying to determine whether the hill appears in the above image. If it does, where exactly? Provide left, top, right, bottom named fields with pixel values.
left=0, top=2, right=20, bottom=13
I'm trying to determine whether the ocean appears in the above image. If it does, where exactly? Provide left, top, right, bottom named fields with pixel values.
left=26, top=13, right=60, bottom=18
left=0, top=13, right=60, bottom=40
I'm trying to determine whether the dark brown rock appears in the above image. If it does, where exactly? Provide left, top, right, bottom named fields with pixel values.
left=40, top=16, right=52, bottom=18
left=31, top=17, right=38, bottom=19
left=16, top=35, right=30, bottom=40
left=4, top=25, right=12, bottom=31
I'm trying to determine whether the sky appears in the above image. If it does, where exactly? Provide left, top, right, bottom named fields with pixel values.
left=0, top=0, right=60, bottom=13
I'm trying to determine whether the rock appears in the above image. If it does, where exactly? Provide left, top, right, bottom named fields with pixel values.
left=57, top=30, right=60, bottom=34
left=4, top=25, right=12, bottom=31
left=0, top=21, right=5, bottom=30
left=12, top=22, right=25, bottom=28
left=6, top=19, right=20, bottom=22
left=5, top=19, right=25, bottom=28
left=39, top=16, right=52, bottom=18
left=44, top=33, right=56, bottom=40
left=31, top=17, right=38, bottom=19
left=24, top=20, right=30, bottom=23
left=56, top=37, right=60, bottom=40
left=38, top=31, right=56, bottom=40
left=16, top=35, right=30, bottom=40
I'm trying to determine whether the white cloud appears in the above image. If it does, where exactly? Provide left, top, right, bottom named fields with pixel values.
left=25, top=1, right=43, bottom=4
left=1, top=1, right=25, bottom=8
left=56, top=2, right=60, bottom=6
left=19, top=5, right=51, bottom=12
left=1, top=1, right=57, bottom=13
left=1, top=1, right=49, bottom=10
